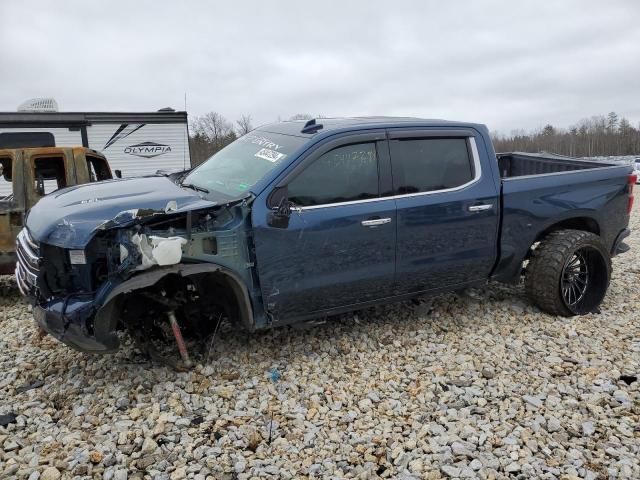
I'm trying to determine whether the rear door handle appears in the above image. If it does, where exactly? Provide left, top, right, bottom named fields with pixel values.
left=468, top=204, right=493, bottom=212
left=361, top=217, right=392, bottom=227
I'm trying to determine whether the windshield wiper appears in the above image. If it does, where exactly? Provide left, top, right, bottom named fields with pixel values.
left=181, top=183, right=210, bottom=194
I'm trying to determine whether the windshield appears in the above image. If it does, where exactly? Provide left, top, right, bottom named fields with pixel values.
left=183, top=131, right=306, bottom=198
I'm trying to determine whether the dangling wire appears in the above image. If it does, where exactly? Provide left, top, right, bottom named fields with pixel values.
left=204, top=312, right=224, bottom=364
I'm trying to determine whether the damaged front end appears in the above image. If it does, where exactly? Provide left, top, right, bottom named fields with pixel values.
left=17, top=177, right=260, bottom=359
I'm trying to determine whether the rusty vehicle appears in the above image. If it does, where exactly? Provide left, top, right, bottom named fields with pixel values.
left=0, top=147, right=112, bottom=274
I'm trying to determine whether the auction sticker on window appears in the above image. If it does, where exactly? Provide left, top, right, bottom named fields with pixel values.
left=255, top=148, right=286, bottom=163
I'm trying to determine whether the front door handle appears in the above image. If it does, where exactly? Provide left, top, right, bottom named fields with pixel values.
left=468, top=204, right=493, bottom=212
left=361, top=217, right=392, bottom=227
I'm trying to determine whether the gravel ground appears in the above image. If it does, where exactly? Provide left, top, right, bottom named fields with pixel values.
left=1, top=209, right=639, bottom=480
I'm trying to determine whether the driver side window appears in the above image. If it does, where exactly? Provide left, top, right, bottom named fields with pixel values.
left=288, top=143, right=379, bottom=207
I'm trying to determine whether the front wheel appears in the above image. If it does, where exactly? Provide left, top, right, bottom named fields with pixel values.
left=525, top=229, right=611, bottom=316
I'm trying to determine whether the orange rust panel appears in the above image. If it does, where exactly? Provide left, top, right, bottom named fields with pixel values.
left=0, top=146, right=108, bottom=273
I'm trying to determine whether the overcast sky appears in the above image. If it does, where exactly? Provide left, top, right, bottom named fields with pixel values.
left=1, top=1, right=639, bottom=134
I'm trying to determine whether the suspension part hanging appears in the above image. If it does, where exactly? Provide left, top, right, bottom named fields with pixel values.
left=168, top=310, right=192, bottom=368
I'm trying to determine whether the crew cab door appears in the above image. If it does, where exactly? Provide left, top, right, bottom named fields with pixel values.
left=389, top=129, right=499, bottom=294
left=252, top=131, right=396, bottom=322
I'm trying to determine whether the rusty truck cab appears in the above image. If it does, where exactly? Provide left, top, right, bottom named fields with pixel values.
left=0, top=147, right=112, bottom=274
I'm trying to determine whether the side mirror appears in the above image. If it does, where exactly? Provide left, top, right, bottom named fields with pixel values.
left=114, top=169, right=122, bottom=179
left=267, top=186, right=292, bottom=229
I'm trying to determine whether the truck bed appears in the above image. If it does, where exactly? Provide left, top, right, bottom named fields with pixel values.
left=497, top=152, right=616, bottom=178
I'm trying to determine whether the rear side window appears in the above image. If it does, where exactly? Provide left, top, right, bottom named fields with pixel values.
left=0, top=132, right=55, bottom=149
left=86, top=155, right=111, bottom=182
left=33, top=156, right=67, bottom=195
left=288, top=143, right=379, bottom=207
left=390, top=138, right=474, bottom=194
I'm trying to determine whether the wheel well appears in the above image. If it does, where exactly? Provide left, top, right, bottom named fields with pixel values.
left=119, top=271, right=252, bottom=331
left=95, top=265, right=255, bottom=343
left=193, top=271, right=253, bottom=330
left=493, top=217, right=603, bottom=285
left=519, top=217, right=601, bottom=265
left=534, top=217, right=600, bottom=244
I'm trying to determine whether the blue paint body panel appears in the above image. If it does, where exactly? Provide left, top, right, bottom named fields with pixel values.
left=252, top=197, right=397, bottom=322
left=26, top=176, right=217, bottom=249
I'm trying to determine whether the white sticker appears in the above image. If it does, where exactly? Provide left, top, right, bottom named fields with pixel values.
left=69, top=250, right=87, bottom=265
left=255, top=148, right=286, bottom=163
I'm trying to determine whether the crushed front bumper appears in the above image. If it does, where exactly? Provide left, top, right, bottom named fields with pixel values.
left=15, top=228, right=120, bottom=353
left=33, top=296, right=119, bottom=353
left=20, top=258, right=250, bottom=355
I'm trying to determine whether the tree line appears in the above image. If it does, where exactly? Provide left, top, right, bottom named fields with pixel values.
left=189, top=111, right=640, bottom=165
left=492, top=112, right=640, bottom=158
left=189, top=113, right=313, bottom=165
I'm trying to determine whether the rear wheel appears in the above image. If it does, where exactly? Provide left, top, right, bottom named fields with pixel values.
left=525, top=229, right=611, bottom=316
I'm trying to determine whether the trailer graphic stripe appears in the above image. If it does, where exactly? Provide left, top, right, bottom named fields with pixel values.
left=103, top=123, right=128, bottom=149
left=103, top=123, right=146, bottom=150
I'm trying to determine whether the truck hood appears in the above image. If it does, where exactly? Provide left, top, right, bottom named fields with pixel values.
left=26, top=176, right=221, bottom=249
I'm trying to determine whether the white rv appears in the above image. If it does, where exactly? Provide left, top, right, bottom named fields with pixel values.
left=0, top=106, right=191, bottom=178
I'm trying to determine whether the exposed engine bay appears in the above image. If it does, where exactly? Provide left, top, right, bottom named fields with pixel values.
left=19, top=186, right=260, bottom=369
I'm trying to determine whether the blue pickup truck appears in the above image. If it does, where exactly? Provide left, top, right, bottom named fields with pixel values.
left=16, top=117, right=635, bottom=363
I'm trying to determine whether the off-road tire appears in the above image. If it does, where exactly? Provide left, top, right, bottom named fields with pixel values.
left=525, top=229, right=611, bottom=316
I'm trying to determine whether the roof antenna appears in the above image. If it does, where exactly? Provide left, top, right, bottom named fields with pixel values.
left=183, top=92, right=187, bottom=170
left=301, top=118, right=323, bottom=134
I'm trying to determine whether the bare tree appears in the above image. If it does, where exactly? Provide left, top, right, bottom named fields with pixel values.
left=192, top=112, right=235, bottom=147
left=607, top=111, right=619, bottom=133
left=190, top=112, right=237, bottom=165
left=236, top=114, right=253, bottom=135
left=619, top=117, right=632, bottom=135
left=289, top=113, right=313, bottom=121
left=189, top=133, right=215, bottom=166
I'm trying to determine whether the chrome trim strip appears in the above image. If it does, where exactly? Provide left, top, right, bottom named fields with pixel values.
left=295, top=196, right=389, bottom=210
left=297, top=137, right=483, bottom=210
left=17, top=230, right=39, bottom=262
left=15, top=228, right=41, bottom=295
left=15, top=267, right=28, bottom=296
left=23, top=228, right=39, bottom=252
left=16, top=246, right=39, bottom=276
left=16, top=240, right=39, bottom=269
left=15, top=263, right=35, bottom=293
left=17, top=260, right=37, bottom=286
